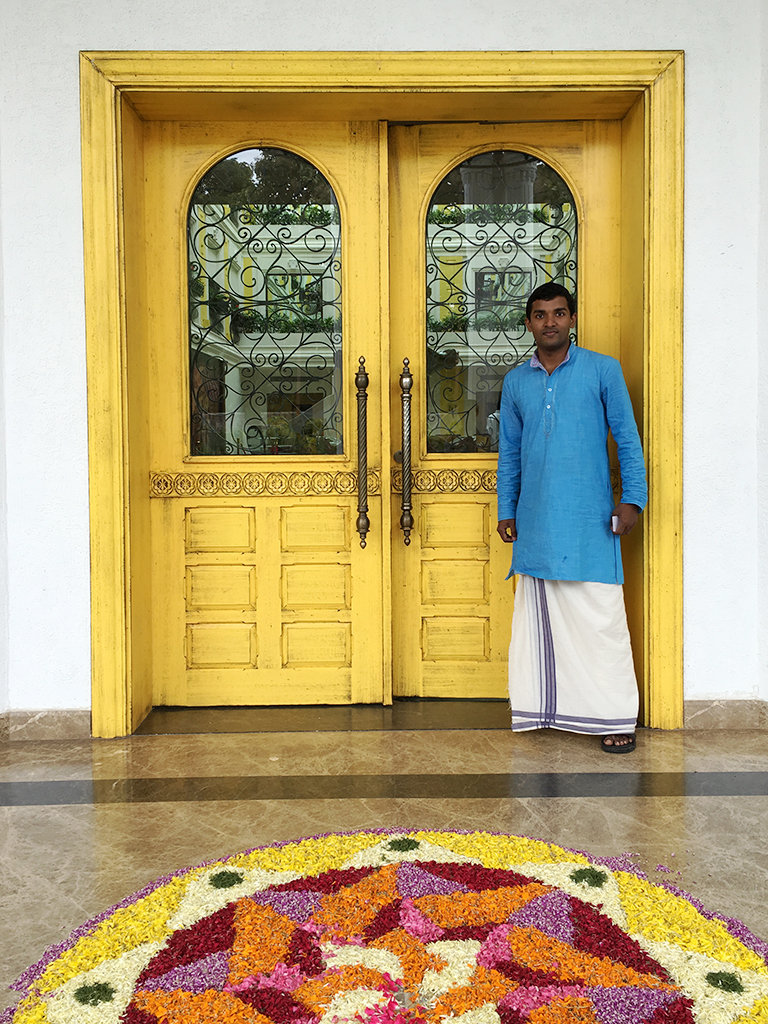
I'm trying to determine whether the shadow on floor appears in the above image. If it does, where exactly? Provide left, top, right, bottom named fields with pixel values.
left=135, top=698, right=511, bottom=734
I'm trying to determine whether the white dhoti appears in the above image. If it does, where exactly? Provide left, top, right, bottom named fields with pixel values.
left=509, top=574, right=638, bottom=734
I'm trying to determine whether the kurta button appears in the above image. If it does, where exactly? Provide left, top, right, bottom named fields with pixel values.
left=546, top=405, right=551, bottom=409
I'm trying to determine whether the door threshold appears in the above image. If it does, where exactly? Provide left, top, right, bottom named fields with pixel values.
left=134, top=699, right=511, bottom=735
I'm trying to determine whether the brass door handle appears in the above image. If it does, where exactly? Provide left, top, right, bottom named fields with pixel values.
left=399, top=358, right=414, bottom=545
left=355, top=357, right=370, bottom=548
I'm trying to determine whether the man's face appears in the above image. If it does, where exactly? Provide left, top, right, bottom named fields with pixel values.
left=525, top=297, right=576, bottom=354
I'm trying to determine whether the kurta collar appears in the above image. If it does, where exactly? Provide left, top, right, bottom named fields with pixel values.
left=530, top=343, right=574, bottom=372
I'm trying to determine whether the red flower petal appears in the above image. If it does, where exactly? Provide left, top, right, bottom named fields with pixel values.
left=137, top=903, right=237, bottom=983
left=419, top=863, right=536, bottom=892
left=285, top=927, right=324, bottom=977
left=273, top=867, right=376, bottom=894
left=120, top=1002, right=160, bottom=1024
left=646, top=996, right=697, bottom=1023
left=364, top=900, right=403, bottom=941
left=569, top=900, right=671, bottom=983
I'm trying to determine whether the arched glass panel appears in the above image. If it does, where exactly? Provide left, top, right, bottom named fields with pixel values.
left=188, top=148, right=342, bottom=456
left=425, top=150, right=577, bottom=453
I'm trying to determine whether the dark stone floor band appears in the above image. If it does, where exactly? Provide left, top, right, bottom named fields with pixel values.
left=2, top=771, right=766, bottom=806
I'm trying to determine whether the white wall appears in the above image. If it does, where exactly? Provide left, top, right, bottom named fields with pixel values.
left=0, top=0, right=765, bottom=709
left=758, top=0, right=768, bottom=703
left=0, top=131, right=8, bottom=716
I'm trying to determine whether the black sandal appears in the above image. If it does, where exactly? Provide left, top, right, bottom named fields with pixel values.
left=601, top=734, right=636, bottom=754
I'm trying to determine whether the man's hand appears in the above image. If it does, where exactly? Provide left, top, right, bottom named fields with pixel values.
left=611, top=503, right=640, bottom=536
left=497, top=519, right=517, bottom=543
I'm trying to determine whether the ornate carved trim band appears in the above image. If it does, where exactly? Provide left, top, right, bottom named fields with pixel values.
left=392, top=469, right=496, bottom=493
left=150, top=470, right=381, bottom=498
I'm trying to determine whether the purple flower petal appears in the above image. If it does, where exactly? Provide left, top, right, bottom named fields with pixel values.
left=590, top=985, right=676, bottom=1024
left=396, top=862, right=467, bottom=899
left=139, top=949, right=230, bottom=993
left=506, top=890, right=575, bottom=943
left=251, top=889, right=323, bottom=921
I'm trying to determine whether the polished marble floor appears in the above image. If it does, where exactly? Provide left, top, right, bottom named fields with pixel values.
left=1, top=705, right=767, bottom=1014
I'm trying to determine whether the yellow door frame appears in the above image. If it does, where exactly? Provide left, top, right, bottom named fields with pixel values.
left=80, top=50, right=684, bottom=737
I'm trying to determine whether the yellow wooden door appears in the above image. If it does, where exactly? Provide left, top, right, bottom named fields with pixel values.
left=142, top=118, right=621, bottom=707
left=388, top=122, right=622, bottom=697
left=144, top=122, right=389, bottom=706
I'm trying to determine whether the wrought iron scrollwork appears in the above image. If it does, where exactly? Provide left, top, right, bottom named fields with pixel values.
left=399, top=358, right=414, bottom=545
left=355, top=357, right=370, bottom=548
left=425, top=151, right=578, bottom=454
left=188, top=148, right=343, bottom=457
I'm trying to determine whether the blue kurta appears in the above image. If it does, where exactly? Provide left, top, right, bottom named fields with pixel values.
left=496, top=345, right=647, bottom=584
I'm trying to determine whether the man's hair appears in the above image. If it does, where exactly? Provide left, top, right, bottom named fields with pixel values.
left=525, top=282, right=576, bottom=320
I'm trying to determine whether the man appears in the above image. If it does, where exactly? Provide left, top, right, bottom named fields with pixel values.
left=496, top=282, right=647, bottom=752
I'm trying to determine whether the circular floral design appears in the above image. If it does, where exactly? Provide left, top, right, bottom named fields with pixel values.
left=333, top=473, right=357, bottom=494
left=266, top=473, right=288, bottom=495
left=367, top=471, right=381, bottom=495
left=436, top=470, right=459, bottom=492
left=174, top=474, right=198, bottom=497
left=414, top=471, right=437, bottom=492
left=150, top=474, right=174, bottom=497
left=311, top=473, right=334, bottom=495
left=243, top=474, right=266, bottom=496
left=197, top=473, right=220, bottom=496
left=220, top=474, right=243, bottom=495
left=289, top=473, right=311, bottom=495
left=458, top=470, right=481, bottom=492
left=5, top=832, right=768, bottom=1024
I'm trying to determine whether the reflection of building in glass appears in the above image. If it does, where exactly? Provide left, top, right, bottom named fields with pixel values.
left=187, top=146, right=343, bottom=458
left=188, top=204, right=342, bottom=457
left=425, top=150, right=578, bottom=454
left=426, top=199, right=577, bottom=454
left=266, top=271, right=324, bottom=321
left=475, top=269, right=533, bottom=315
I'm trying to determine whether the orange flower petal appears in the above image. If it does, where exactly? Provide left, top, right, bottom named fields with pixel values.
left=228, top=900, right=296, bottom=985
left=528, top=995, right=601, bottom=1023
left=505, top=927, right=676, bottom=990
left=428, top=965, right=512, bottom=1021
left=369, top=927, right=445, bottom=995
left=414, top=884, right=550, bottom=929
left=313, top=865, right=400, bottom=939
left=134, top=989, right=273, bottom=1024
left=295, top=964, right=387, bottom=1012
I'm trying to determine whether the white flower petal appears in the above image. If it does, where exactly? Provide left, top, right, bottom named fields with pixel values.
left=167, top=866, right=301, bottom=930
left=450, top=1003, right=502, bottom=1024
left=322, top=942, right=402, bottom=977
left=421, top=940, right=481, bottom=997
left=45, top=942, right=164, bottom=1024
left=637, top=939, right=768, bottom=1024
left=317, top=987, right=388, bottom=1024
left=343, top=838, right=479, bottom=868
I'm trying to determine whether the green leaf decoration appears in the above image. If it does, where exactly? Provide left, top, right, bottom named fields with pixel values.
left=209, top=869, right=245, bottom=889
left=74, top=982, right=116, bottom=1006
left=705, top=971, right=744, bottom=993
left=570, top=867, right=608, bottom=888
left=387, top=837, right=420, bottom=852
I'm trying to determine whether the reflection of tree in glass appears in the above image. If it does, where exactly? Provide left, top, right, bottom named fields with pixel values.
left=192, top=150, right=332, bottom=207
left=533, top=162, right=573, bottom=206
